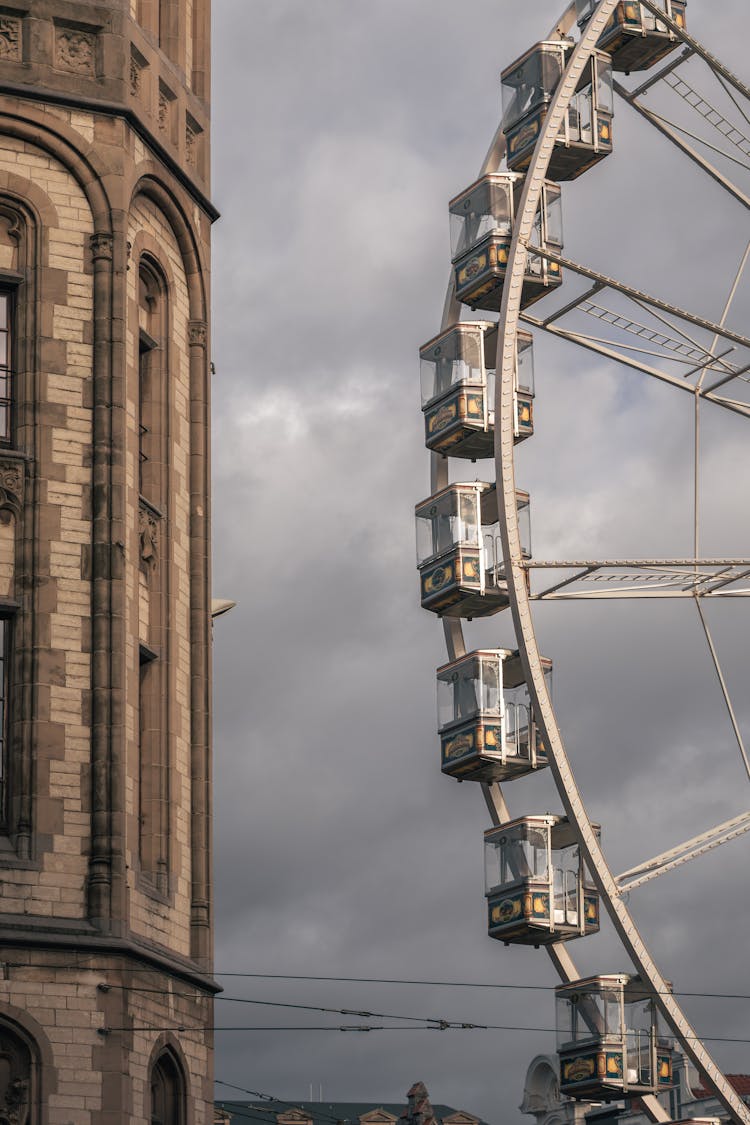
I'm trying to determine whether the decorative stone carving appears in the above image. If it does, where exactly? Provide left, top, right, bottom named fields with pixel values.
left=189, top=320, right=208, bottom=349
left=130, top=55, right=141, bottom=97
left=0, top=205, right=22, bottom=272
left=139, top=502, right=160, bottom=572
left=158, top=91, right=168, bottom=131
left=0, top=456, right=24, bottom=511
left=55, top=27, right=96, bottom=77
left=0, top=18, right=21, bottom=62
left=185, top=121, right=197, bottom=166
left=0, top=206, right=21, bottom=247
left=90, top=232, right=114, bottom=263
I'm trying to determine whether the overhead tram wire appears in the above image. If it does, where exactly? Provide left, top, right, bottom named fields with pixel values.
left=99, top=1021, right=750, bottom=1046
left=208, top=972, right=750, bottom=1001
left=99, top=986, right=483, bottom=1027
left=16, top=962, right=750, bottom=1002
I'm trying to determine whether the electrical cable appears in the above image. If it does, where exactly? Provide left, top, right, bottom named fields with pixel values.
left=15, top=963, right=750, bottom=1002
left=97, top=1022, right=750, bottom=1044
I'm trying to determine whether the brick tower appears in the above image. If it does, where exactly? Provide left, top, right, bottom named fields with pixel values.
left=0, top=1, right=216, bottom=1120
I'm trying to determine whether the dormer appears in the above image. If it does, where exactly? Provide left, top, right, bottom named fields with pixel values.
left=278, top=1111, right=314, bottom=1125
left=360, top=1111, right=399, bottom=1125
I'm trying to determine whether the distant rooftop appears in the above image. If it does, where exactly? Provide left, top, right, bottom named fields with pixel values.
left=215, top=1081, right=492, bottom=1125
left=692, top=1075, right=750, bottom=1100
left=215, top=1105, right=489, bottom=1123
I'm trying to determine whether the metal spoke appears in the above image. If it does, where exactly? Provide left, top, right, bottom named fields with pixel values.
left=694, top=598, right=750, bottom=783
left=527, top=247, right=750, bottom=350
left=527, top=560, right=750, bottom=601
left=629, top=46, right=694, bottom=99
left=616, top=813, right=750, bottom=891
left=634, top=104, right=750, bottom=172
left=616, top=82, right=750, bottom=210
left=716, top=70, right=750, bottom=134
left=639, top=0, right=750, bottom=104
left=520, top=315, right=750, bottom=419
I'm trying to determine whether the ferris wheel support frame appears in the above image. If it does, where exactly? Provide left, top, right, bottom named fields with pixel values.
left=490, top=2, right=750, bottom=1123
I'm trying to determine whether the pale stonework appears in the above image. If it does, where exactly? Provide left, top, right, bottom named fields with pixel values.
left=0, top=1, right=215, bottom=1121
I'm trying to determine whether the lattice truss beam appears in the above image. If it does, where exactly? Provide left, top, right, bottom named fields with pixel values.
left=525, top=559, right=750, bottom=601
left=616, top=811, right=750, bottom=892
left=521, top=248, right=750, bottom=420
left=521, top=6, right=750, bottom=419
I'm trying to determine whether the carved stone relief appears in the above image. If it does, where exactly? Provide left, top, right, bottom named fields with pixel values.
left=90, top=232, right=114, bottom=264
left=130, top=55, right=141, bottom=97
left=185, top=121, right=197, bottom=166
left=189, top=320, right=208, bottom=349
left=139, top=502, right=160, bottom=573
left=0, top=18, right=21, bottom=62
left=0, top=457, right=24, bottom=512
left=55, top=27, right=96, bottom=77
left=158, top=90, right=169, bottom=132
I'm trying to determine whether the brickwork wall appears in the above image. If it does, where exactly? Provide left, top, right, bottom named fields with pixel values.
left=0, top=126, right=94, bottom=919
left=0, top=949, right=213, bottom=1124
left=0, top=96, right=214, bottom=1121
left=126, top=192, right=194, bottom=958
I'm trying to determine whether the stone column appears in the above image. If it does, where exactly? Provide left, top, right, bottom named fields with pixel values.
left=188, top=317, right=211, bottom=967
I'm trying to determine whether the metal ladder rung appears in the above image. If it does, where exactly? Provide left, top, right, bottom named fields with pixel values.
left=665, top=73, right=750, bottom=157
left=579, top=302, right=716, bottom=363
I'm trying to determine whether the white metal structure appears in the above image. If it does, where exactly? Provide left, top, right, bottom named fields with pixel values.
left=422, top=3, right=750, bottom=1123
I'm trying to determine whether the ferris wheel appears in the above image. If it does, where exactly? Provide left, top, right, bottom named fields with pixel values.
left=416, top=3, right=750, bottom=1123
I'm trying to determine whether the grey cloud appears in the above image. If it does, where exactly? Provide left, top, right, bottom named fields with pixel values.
left=210, top=1, right=750, bottom=1120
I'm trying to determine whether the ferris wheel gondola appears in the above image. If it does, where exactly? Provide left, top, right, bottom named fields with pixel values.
left=416, top=2, right=750, bottom=1122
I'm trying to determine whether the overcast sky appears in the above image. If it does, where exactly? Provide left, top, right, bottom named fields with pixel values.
left=208, top=3, right=750, bottom=1121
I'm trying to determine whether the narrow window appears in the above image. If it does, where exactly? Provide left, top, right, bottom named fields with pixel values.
left=0, top=617, right=10, bottom=829
left=138, top=644, right=166, bottom=889
left=0, top=290, right=13, bottom=444
left=137, top=260, right=169, bottom=893
left=150, top=1050, right=185, bottom=1125
left=139, top=336, right=154, bottom=502
left=138, top=267, right=162, bottom=509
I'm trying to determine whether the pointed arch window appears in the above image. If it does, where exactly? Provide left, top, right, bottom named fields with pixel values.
left=150, top=1049, right=185, bottom=1125
left=0, top=292, right=13, bottom=445
left=138, top=261, right=166, bottom=511
left=137, top=258, right=169, bottom=893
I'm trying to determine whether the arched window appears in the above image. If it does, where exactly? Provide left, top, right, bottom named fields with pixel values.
left=137, top=258, right=169, bottom=892
left=150, top=1049, right=185, bottom=1125
left=138, top=261, right=166, bottom=510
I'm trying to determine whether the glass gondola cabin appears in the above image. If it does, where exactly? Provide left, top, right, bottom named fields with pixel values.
left=502, top=42, right=614, bottom=180
left=420, top=323, right=535, bottom=458
left=416, top=484, right=530, bottom=618
left=450, top=173, right=562, bottom=313
left=485, top=816, right=600, bottom=945
left=576, top=0, right=687, bottom=73
left=557, top=975, right=674, bottom=1100
left=437, top=649, right=550, bottom=782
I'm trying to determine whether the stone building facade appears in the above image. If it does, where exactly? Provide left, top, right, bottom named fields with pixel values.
left=0, top=0, right=216, bottom=1120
